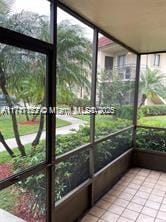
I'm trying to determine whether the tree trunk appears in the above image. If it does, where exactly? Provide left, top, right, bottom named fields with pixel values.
left=0, top=67, right=26, bottom=156
left=23, top=100, right=29, bottom=121
left=31, top=113, right=39, bottom=122
left=32, top=113, right=44, bottom=147
left=32, top=100, right=45, bottom=147
left=0, top=131, right=15, bottom=157
left=139, top=94, right=147, bottom=109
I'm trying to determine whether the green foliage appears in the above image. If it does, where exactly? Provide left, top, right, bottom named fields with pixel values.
left=115, top=105, right=134, bottom=120
left=138, top=115, right=166, bottom=128
left=0, top=115, right=70, bottom=139
left=139, top=67, right=166, bottom=107
left=98, top=69, right=134, bottom=106
left=139, top=105, right=166, bottom=116
left=0, top=187, right=18, bottom=211
left=95, top=129, right=132, bottom=172
left=136, top=128, right=166, bottom=152
left=57, top=21, right=92, bottom=105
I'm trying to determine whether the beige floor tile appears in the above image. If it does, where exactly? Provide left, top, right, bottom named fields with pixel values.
left=89, top=206, right=105, bottom=217
left=101, top=211, right=119, bottom=222
left=142, top=182, right=155, bottom=189
left=102, top=194, right=116, bottom=203
left=81, top=169, right=166, bottom=222
left=121, top=209, right=139, bottom=221
left=128, top=183, right=140, bottom=190
left=118, top=216, right=133, bottom=222
left=141, top=206, right=158, bottom=217
left=131, top=196, right=147, bottom=205
left=132, top=179, right=143, bottom=185
left=108, top=189, right=122, bottom=197
left=127, top=202, right=143, bottom=213
left=139, top=186, right=153, bottom=193
left=151, top=189, right=165, bottom=197
left=145, top=178, right=157, bottom=184
left=157, top=211, right=166, bottom=221
left=119, top=192, right=133, bottom=201
left=154, top=185, right=166, bottom=192
left=149, top=194, right=163, bottom=203
left=145, top=200, right=160, bottom=210
left=81, top=214, right=98, bottom=222
left=163, top=198, right=166, bottom=204
left=160, top=204, right=166, bottom=212
left=113, top=198, right=129, bottom=208
left=108, top=204, right=125, bottom=215
left=137, top=214, right=154, bottom=222
left=95, top=199, right=112, bottom=210
left=135, top=175, right=146, bottom=181
left=124, top=188, right=137, bottom=195
left=155, top=219, right=166, bottom=222
left=136, top=191, right=150, bottom=199
left=112, top=184, right=126, bottom=192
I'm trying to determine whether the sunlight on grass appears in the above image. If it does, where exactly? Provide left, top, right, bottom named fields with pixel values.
left=138, top=115, right=166, bottom=128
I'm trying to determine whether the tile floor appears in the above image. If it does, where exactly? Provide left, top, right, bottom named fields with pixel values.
left=81, top=168, right=166, bottom=222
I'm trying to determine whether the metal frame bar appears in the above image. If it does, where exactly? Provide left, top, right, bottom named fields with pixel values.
left=46, top=1, right=57, bottom=221
left=132, top=55, right=141, bottom=148
left=89, top=27, right=98, bottom=206
left=0, top=26, right=52, bottom=54
left=140, top=51, right=166, bottom=55
left=0, top=2, right=56, bottom=222
left=137, top=125, right=166, bottom=131
left=0, top=162, right=46, bottom=190
left=55, top=126, right=134, bottom=165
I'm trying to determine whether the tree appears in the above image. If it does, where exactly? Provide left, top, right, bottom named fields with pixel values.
left=139, top=67, right=166, bottom=108
left=0, top=0, right=14, bottom=15
left=98, top=69, right=134, bottom=106
left=0, top=8, right=92, bottom=155
left=57, top=21, right=91, bottom=105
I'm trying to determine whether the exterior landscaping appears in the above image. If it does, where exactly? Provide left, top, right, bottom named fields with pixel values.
left=0, top=115, right=70, bottom=139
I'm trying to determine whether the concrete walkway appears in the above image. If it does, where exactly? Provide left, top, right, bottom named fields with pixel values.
left=0, top=209, right=25, bottom=222
left=0, top=115, right=86, bottom=152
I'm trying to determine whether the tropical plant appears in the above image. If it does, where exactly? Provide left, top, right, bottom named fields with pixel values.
left=98, top=69, right=134, bottom=106
left=139, top=67, right=166, bottom=108
left=57, top=21, right=91, bottom=105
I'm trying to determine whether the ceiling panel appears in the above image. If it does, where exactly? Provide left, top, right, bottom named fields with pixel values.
left=59, top=0, right=166, bottom=53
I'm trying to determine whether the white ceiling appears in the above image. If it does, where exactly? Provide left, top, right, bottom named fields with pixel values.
left=59, top=0, right=166, bottom=54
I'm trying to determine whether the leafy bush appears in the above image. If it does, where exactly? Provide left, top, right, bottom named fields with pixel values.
left=136, top=128, right=166, bottom=152
left=115, top=105, right=134, bottom=120
left=13, top=121, right=133, bottom=209
left=139, top=105, right=166, bottom=116
left=95, top=129, right=132, bottom=172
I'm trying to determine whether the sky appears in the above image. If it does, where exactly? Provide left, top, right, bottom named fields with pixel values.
left=12, top=0, right=93, bottom=39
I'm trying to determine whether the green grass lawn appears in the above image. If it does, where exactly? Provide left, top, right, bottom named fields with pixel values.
left=77, top=114, right=166, bottom=128
left=75, top=114, right=131, bottom=127
left=0, top=115, right=70, bottom=139
left=0, top=187, right=18, bottom=211
left=0, top=143, right=36, bottom=164
left=138, top=115, right=166, bottom=128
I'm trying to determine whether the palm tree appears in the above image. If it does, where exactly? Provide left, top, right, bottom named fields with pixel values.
left=0, top=0, right=14, bottom=14
left=0, top=10, right=92, bottom=155
left=57, top=21, right=91, bottom=105
left=0, top=0, right=26, bottom=156
left=139, top=67, right=166, bottom=108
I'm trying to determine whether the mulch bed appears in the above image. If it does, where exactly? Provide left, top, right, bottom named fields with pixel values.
left=19, top=120, right=40, bottom=125
left=0, top=163, right=12, bottom=180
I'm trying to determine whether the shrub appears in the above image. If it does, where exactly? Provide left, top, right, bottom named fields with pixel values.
left=115, top=105, right=134, bottom=120
left=140, top=105, right=166, bottom=116
left=136, top=128, right=166, bottom=152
